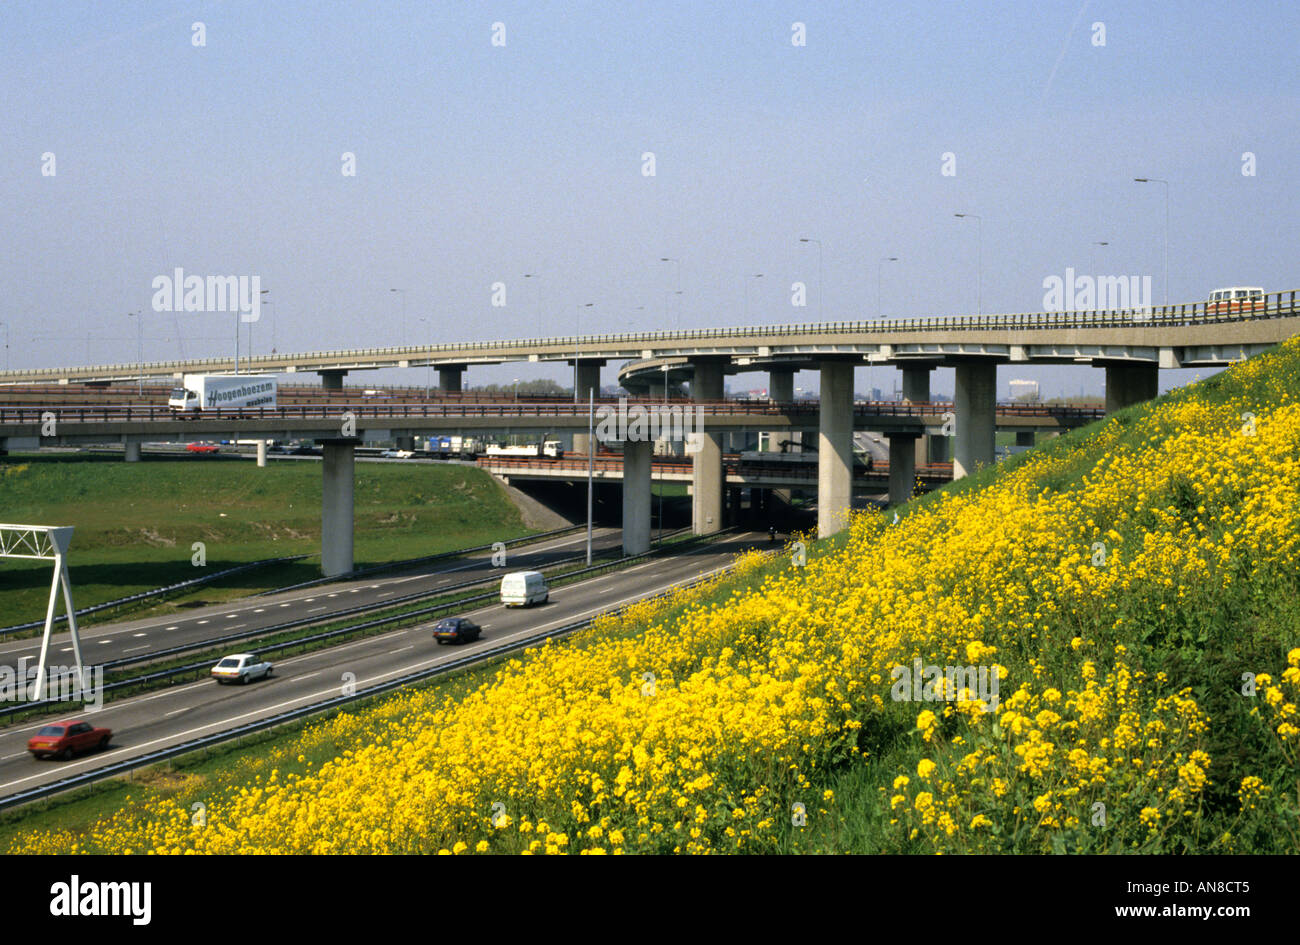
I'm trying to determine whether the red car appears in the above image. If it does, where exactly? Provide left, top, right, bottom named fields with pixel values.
left=27, top=720, right=112, bottom=761
left=186, top=442, right=220, bottom=454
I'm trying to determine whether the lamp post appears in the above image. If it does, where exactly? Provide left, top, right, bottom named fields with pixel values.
left=659, top=361, right=669, bottom=545
left=743, top=273, right=764, bottom=320
left=390, top=288, right=407, bottom=346
left=659, top=257, right=681, bottom=328
left=1090, top=241, right=1109, bottom=279
left=0, top=321, right=9, bottom=371
left=954, top=213, right=982, bottom=315
left=798, top=238, right=823, bottom=319
left=416, top=316, right=432, bottom=397
left=1134, top=178, right=1169, bottom=305
left=586, top=388, right=594, bottom=565
left=126, top=311, right=143, bottom=394
left=575, top=303, right=593, bottom=403
left=251, top=288, right=268, bottom=364
left=524, top=272, right=544, bottom=323
left=878, top=256, right=898, bottom=319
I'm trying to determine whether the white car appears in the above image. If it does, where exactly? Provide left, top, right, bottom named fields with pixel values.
left=380, top=449, right=415, bottom=459
left=211, top=653, right=273, bottom=685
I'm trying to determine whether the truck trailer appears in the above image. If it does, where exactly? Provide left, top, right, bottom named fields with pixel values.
left=168, top=374, right=278, bottom=413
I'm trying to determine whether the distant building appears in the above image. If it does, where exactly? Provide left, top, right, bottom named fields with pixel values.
left=1009, top=379, right=1040, bottom=402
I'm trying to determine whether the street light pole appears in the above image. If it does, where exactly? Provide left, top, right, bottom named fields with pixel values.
left=390, top=288, right=407, bottom=346
left=1134, top=178, right=1169, bottom=305
left=878, top=256, right=898, bottom=319
left=127, top=312, right=142, bottom=394
left=798, top=238, right=823, bottom=320
left=586, top=389, right=594, bottom=565
left=659, top=361, right=668, bottom=545
left=1090, top=241, right=1109, bottom=279
left=954, top=214, right=983, bottom=314
left=524, top=272, right=544, bottom=323
left=659, top=257, right=681, bottom=328
left=0, top=321, right=8, bottom=371
left=744, top=274, right=764, bottom=320
left=575, top=303, right=593, bottom=403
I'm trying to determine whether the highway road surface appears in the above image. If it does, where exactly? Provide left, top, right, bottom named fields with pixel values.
left=0, top=527, right=625, bottom=672
left=0, top=532, right=765, bottom=799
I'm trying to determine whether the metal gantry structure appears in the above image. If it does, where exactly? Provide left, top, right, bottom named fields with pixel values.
left=0, top=524, right=87, bottom=702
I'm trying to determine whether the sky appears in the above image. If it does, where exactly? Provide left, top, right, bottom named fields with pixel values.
left=2, top=0, right=1297, bottom=398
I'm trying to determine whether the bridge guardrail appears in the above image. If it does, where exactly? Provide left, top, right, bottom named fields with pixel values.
left=0, top=400, right=1109, bottom=425
left=1, top=291, right=1295, bottom=383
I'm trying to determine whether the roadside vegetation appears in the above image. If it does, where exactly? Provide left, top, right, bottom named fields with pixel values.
left=0, top=456, right=533, bottom=625
left=5, top=337, right=1300, bottom=853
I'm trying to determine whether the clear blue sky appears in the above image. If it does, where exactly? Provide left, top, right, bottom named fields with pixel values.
left=2, top=0, right=1296, bottom=397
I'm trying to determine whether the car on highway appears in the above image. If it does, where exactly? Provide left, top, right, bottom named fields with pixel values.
left=380, top=449, right=415, bottom=459
left=186, top=441, right=220, bottom=454
left=27, top=720, right=112, bottom=761
left=500, top=570, right=548, bottom=607
left=211, top=653, right=274, bottom=684
left=432, top=617, right=482, bottom=644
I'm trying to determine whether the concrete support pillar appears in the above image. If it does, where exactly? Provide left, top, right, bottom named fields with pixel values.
left=767, top=368, right=795, bottom=450
left=953, top=361, right=996, bottom=480
left=690, top=358, right=725, bottom=535
left=256, top=440, right=268, bottom=467
left=123, top=442, right=141, bottom=462
left=572, top=360, right=602, bottom=456
left=1104, top=363, right=1159, bottom=414
left=1015, top=430, right=1035, bottom=448
left=622, top=439, right=652, bottom=555
left=901, top=365, right=932, bottom=404
left=437, top=365, right=464, bottom=393
left=887, top=432, right=919, bottom=506
left=320, top=370, right=347, bottom=391
left=818, top=360, right=854, bottom=538
left=322, top=441, right=355, bottom=577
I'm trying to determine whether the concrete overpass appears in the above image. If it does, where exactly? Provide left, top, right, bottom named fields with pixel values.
left=2, top=291, right=1296, bottom=568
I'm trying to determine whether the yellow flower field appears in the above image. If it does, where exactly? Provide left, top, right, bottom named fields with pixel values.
left=9, top=337, right=1300, bottom=854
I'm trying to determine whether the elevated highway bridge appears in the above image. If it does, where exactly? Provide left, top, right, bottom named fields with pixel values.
left=2, top=291, right=1296, bottom=573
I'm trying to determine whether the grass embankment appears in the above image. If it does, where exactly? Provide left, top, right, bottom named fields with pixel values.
left=0, top=455, right=533, bottom=626
left=6, top=339, right=1300, bottom=853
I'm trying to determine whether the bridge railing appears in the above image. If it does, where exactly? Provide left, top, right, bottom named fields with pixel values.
left=3, top=291, right=1296, bottom=382
left=0, top=399, right=1108, bottom=425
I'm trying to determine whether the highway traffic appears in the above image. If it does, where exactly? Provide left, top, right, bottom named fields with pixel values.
left=0, top=531, right=765, bottom=800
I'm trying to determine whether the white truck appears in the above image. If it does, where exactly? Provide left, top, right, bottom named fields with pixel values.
left=168, top=374, right=278, bottom=413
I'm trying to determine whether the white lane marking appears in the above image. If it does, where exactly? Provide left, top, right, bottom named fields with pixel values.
left=306, top=607, right=326, bottom=613
left=294, top=672, right=321, bottom=682
left=376, top=592, right=392, bottom=598
left=225, top=614, right=239, bottom=619
left=0, top=549, right=733, bottom=774
left=133, top=633, right=147, bottom=638
left=279, top=603, right=291, bottom=608
left=98, top=640, right=112, bottom=645
left=253, top=609, right=265, bottom=614
left=166, top=626, right=179, bottom=631
left=389, top=645, right=414, bottom=654
left=60, top=648, right=73, bottom=653
left=164, top=707, right=191, bottom=717
left=2, top=752, right=28, bottom=760
left=304, top=598, right=315, bottom=603
left=197, top=620, right=209, bottom=625
left=123, top=645, right=149, bottom=653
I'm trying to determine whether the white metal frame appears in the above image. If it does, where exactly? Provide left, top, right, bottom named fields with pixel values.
left=0, top=524, right=85, bottom=701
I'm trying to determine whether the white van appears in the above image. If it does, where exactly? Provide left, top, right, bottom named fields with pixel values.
left=500, top=570, right=548, bottom=607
